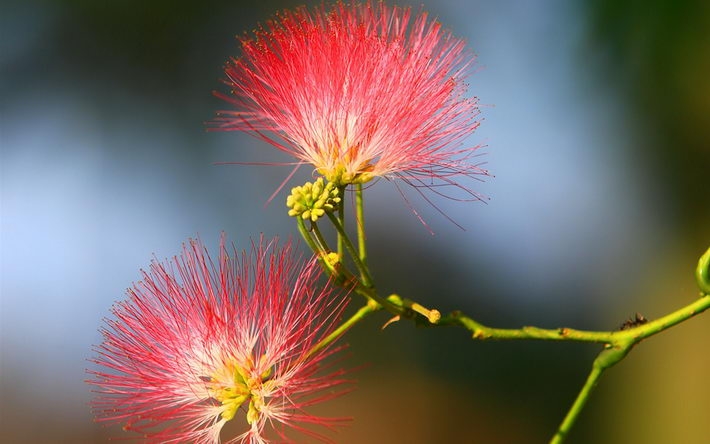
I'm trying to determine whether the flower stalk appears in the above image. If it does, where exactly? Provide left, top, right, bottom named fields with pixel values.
left=355, top=183, right=368, bottom=269
left=303, top=299, right=383, bottom=363
left=326, top=211, right=374, bottom=288
left=337, top=184, right=347, bottom=260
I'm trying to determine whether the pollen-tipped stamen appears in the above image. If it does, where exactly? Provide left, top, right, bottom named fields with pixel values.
left=206, top=355, right=275, bottom=423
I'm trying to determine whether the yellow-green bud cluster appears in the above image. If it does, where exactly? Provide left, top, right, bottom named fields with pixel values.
left=319, top=165, right=374, bottom=186
left=286, top=178, right=341, bottom=222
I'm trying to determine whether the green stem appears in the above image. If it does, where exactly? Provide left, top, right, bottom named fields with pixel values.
left=336, top=185, right=347, bottom=259
left=439, top=312, right=614, bottom=342
left=297, top=215, right=393, bottom=311
left=310, top=220, right=331, bottom=254
left=352, top=284, right=398, bottom=314
left=355, top=183, right=368, bottom=269
left=297, top=217, right=323, bottom=256
left=302, top=300, right=382, bottom=362
left=297, top=217, right=341, bottom=279
left=550, top=340, right=633, bottom=443
left=439, top=293, right=710, bottom=343
left=696, top=246, right=710, bottom=294
left=440, top=292, right=710, bottom=444
left=625, top=293, right=710, bottom=341
left=327, top=212, right=374, bottom=287
left=550, top=359, right=605, bottom=444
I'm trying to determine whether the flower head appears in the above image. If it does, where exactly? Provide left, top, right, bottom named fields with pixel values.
left=88, top=236, right=350, bottom=443
left=214, top=1, right=487, bottom=194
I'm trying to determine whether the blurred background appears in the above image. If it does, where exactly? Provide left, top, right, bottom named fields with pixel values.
left=1, top=0, right=709, bottom=442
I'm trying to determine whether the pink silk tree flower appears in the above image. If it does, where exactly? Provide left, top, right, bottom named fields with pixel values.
left=88, top=237, right=350, bottom=443
left=213, top=1, right=487, bottom=195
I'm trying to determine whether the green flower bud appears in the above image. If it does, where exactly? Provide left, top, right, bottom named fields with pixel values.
left=286, top=178, right=341, bottom=222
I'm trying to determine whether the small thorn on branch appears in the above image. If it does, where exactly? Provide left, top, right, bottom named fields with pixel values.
left=382, top=315, right=401, bottom=330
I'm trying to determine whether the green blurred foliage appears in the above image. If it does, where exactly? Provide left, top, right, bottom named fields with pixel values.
left=587, top=0, right=710, bottom=237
